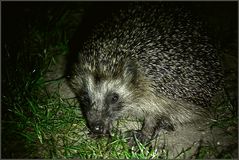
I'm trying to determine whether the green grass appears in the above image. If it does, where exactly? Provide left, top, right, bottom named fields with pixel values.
left=4, top=87, right=166, bottom=158
left=4, top=89, right=166, bottom=158
left=2, top=3, right=237, bottom=159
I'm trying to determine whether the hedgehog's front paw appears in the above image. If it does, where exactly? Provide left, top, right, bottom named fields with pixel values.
left=123, top=130, right=151, bottom=147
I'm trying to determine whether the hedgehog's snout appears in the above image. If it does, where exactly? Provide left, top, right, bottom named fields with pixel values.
left=90, top=121, right=105, bottom=134
left=88, top=120, right=110, bottom=137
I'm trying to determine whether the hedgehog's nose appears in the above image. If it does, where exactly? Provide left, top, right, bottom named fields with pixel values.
left=91, top=122, right=104, bottom=134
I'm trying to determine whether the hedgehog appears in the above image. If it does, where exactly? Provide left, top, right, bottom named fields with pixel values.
left=65, top=3, right=223, bottom=142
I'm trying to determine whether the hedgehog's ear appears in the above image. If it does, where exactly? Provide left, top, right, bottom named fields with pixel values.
left=123, top=60, right=138, bottom=84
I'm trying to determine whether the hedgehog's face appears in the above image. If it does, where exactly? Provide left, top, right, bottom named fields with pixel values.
left=72, top=74, right=134, bottom=136
left=67, top=57, right=140, bottom=136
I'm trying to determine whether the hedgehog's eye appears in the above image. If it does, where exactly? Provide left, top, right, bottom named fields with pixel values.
left=82, top=94, right=90, bottom=103
left=107, top=92, right=119, bottom=104
left=111, top=93, right=119, bottom=104
left=78, top=90, right=91, bottom=107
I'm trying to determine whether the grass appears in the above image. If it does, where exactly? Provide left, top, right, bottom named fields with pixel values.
left=2, top=2, right=237, bottom=159
left=4, top=90, right=166, bottom=158
left=3, top=86, right=166, bottom=158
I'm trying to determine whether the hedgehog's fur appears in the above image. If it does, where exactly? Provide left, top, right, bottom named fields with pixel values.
left=66, top=3, right=223, bottom=141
